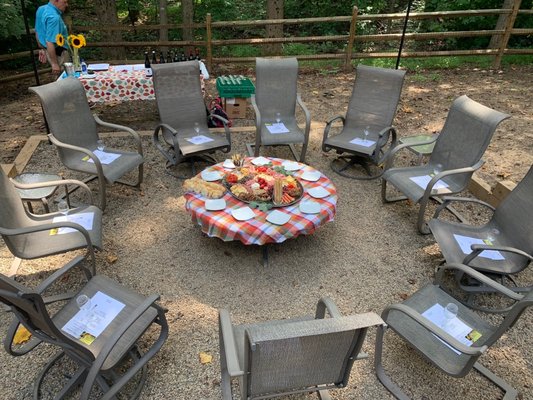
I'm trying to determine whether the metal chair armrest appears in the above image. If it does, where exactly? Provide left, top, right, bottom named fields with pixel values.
left=433, top=196, right=495, bottom=219
left=315, top=296, right=343, bottom=319
left=296, top=93, right=311, bottom=136
left=384, top=133, right=439, bottom=170
left=48, top=134, right=105, bottom=180
left=35, top=256, right=93, bottom=295
left=93, top=114, right=143, bottom=156
left=436, top=263, right=524, bottom=301
left=465, top=245, right=533, bottom=265
left=10, top=178, right=94, bottom=205
left=219, top=309, right=245, bottom=378
left=382, top=303, right=487, bottom=356
left=209, top=114, right=232, bottom=143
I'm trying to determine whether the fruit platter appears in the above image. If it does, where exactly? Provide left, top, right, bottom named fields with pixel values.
left=222, top=165, right=304, bottom=207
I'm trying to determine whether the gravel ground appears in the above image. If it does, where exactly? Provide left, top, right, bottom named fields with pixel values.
left=0, top=121, right=532, bottom=400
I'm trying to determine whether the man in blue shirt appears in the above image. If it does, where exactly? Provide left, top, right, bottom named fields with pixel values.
left=35, top=0, right=69, bottom=77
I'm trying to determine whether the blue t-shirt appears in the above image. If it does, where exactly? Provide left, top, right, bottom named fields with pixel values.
left=35, top=2, right=69, bottom=49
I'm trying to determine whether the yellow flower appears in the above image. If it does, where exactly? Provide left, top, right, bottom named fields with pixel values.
left=55, top=33, right=64, bottom=47
left=68, top=34, right=86, bottom=49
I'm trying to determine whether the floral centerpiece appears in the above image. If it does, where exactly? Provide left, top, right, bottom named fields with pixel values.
left=66, top=33, right=86, bottom=71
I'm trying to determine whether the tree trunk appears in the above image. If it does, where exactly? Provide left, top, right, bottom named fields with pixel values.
left=264, top=0, right=283, bottom=56
left=182, top=0, right=194, bottom=56
left=159, top=0, right=168, bottom=53
left=93, top=0, right=125, bottom=60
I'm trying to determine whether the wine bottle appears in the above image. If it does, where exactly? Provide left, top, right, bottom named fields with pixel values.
left=181, top=52, right=186, bottom=62
left=159, top=51, right=165, bottom=63
left=151, top=50, right=157, bottom=65
left=144, top=51, right=150, bottom=68
left=195, top=47, right=200, bottom=60
left=188, top=51, right=194, bottom=61
left=167, top=51, right=173, bottom=63
left=173, top=50, right=179, bottom=62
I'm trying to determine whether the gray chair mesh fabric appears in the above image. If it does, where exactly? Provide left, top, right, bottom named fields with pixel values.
left=0, top=167, right=102, bottom=259
left=246, top=317, right=361, bottom=396
left=429, top=166, right=533, bottom=275
left=255, top=57, right=298, bottom=122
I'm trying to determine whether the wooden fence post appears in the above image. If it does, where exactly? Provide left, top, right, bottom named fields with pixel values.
left=344, top=6, right=358, bottom=72
left=206, top=13, right=213, bottom=72
left=492, top=0, right=521, bottom=69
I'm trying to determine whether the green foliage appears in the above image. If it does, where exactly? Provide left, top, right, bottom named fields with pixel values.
left=0, top=0, right=25, bottom=40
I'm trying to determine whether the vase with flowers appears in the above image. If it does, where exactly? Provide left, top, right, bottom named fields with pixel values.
left=67, top=34, right=86, bottom=72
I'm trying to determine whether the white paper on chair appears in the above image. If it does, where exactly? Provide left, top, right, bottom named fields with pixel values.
left=409, top=175, right=451, bottom=193
left=349, top=137, right=376, bottom=147
left=453, top=234, right=505, bottom=260
left=51, top=212, right=94, bottom=235
left=186, top=135, right=214, bottom=145
left=62, top=291, right=125, bottom=345
left=265, top=123, right=290, bottom=134
left=84, top=150, right=121, bottom=165
left=422, top=303, right=482, bottom=355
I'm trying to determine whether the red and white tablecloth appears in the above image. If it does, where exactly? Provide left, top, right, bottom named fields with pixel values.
left=184, top=158, right=337, bottom=246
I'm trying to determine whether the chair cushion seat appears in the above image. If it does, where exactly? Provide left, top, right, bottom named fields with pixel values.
left=428, top=219, right=529, bottom=275
left=324, top=127, right=378, bottom=157
left=63, top=149, right=143, bottom=184
left=260, top=119, right=305, bottom=146
left=177, top=133, right=230, bottom=157
left=11, top=205, right=103, bottom=259
left=52, top=275, right=159, bottom=371
left=383, top=166, right=467, bottom=203
left=386, top=284, right=495, bottom=377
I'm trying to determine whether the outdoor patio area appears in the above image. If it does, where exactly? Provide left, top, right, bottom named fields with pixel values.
left=1, top=115, right=532, bottom=398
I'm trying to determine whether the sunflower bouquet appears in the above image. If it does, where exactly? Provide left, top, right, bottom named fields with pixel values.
left=66, top=33, right=86, bottom=71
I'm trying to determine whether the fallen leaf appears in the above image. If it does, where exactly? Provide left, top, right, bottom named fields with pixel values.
left=13, top=325, right=31, bottom=344
left=106, top=254, right=118, bottom=264
left=199, top=352, right=213, bottom=364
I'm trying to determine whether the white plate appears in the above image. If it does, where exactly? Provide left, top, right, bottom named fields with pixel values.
left=300, top=170, right=321, bottom=181
left=251, top=156, right=271, bottom=166
left=281, top=160, right=303, bottom=171
left=205, top=198, right=226, bottom=211
left=231, top=206, right=255, bottom=221
left=308, top=187, right=330, bottom=199
left=80, top=73, right=96, bottom=79
left=201, top=170, right=223, bottom=181
left=222, top=159, right=236, bottom=169
left=266, top=209, right=291, bottom=225
left=299, top=201, right=321, bottom=214
left=88, top=63, right=109, bottom=71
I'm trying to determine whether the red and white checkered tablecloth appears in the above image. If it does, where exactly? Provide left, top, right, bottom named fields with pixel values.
left=184, top=158, right=337, bottom=246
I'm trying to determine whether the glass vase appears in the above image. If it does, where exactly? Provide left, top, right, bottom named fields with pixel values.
left=72, top=48, right=81, bottom=72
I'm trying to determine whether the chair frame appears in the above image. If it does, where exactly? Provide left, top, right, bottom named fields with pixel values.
left=219, top=297, right=383, bottom=400
left=322, top=65, right=406, bottom=180
left=1, top=175, right=99, bottom=276
left=247, top=57, right=311, bottom=163
left=375, top=263, right=530, bottom=400
left=0, top=256, right=169, bottom=400
left=152, top=61, right=231, bottom=178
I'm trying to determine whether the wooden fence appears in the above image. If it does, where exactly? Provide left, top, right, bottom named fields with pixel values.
left=1, top=5, right=532, bottom=83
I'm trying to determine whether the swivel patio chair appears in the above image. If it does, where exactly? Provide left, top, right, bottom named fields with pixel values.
left=0, top=256, right=168, bottom=400
left=375, top=263, right=531, bottom=400
left=0, top=166, right=102, bottom=277
left=247, top=57, right=311, bottom=163
left=382, top=95, right=510, bottom=234
left=219, top=297, right=383, bottom=399
left=428, top=165, right=533, bottom=304
left=29, top=78, right=144, bottom=211
left=152, top=61, right=231, bottom=177
left=322, top=64, right=406, bottom=179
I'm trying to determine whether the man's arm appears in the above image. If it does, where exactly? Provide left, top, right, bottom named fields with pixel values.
left=46, top=41, right=61, bottom=75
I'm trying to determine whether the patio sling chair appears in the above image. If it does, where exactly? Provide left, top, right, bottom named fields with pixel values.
left=29, top=78, right=144, bottom=211
left=381, top=95, right=510, bottom=234
left=152, top=61, right=231, bottom=176
left=247, top=57, right=311, bottom=163
left=428, top=165, right=533, bottom=301
left=322, top=64, right=406, bottom=180
left=0, top=166, right=102, bottom=277
left=375, top=263, right=532, bottom=400
left=219, top=297, right=383, bottom=399
left=0, top=256, right=168, bottom=400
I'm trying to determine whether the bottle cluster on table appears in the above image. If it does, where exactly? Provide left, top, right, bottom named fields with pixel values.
left=144, top=48, right=201, bottom=68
